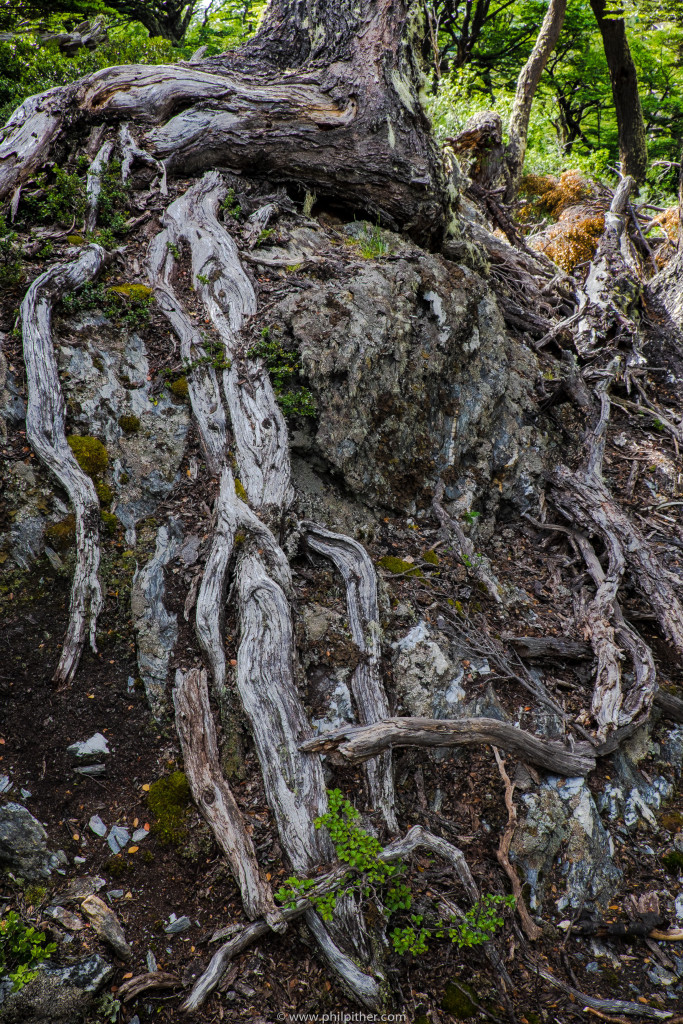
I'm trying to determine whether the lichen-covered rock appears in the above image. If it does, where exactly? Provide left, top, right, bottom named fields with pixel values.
left=271, top=223, right=545, bottom=517
left=0, top=954, right=113, bottom=1023
left=512, top=777, right=621, bottom=914
left=0, top=803, right=60, bottom=880
left=392, top=621, right=457, bottom=717
left=131, top=519, right=182, bottom=720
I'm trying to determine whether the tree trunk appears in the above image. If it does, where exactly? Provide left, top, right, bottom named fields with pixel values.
left=589, top=0, right=647, bottom=184
left=505, top=0, right=567, bottom=199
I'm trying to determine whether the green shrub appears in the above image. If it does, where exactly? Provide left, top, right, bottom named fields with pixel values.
left=0, top=911, right=57, bottom=992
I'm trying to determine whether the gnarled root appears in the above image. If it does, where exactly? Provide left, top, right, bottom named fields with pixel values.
left=20, top=244, right=110, bottom=684
left=172, top=668, right=283, bottom=929
left=302, top=522, right=397, bottom=831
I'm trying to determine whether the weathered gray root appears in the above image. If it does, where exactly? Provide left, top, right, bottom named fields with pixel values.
left=150, top=172, right=381, bottom=1006
left=531, top=963, right=673, bottom=1020
left=303, top=522, right=397, bottom=832
left=172, top=668, right=283, bottom=929
left=20, top=244, right=109, bottom=684
left=119, top=123, right=167, bottom=195
left=432, top=481, right=505, bottom=604
left=85, top=140, right=113, bottom=233
left=182, top=825, right=475, bottom=1012
left=301, top=716, right=597, bottom=776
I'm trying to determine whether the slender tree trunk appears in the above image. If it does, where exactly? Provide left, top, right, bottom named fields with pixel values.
left=505, top=0, right=567, bottom=199
left=589, top=0, right=647, bottom=184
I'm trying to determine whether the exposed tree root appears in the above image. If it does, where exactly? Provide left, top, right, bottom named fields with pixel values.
left=85, top=140, right=113, bottom=233
left=172, top=667, right=283, bottom=929
left=183, top=825, right=477, bottom=1012
left=301, top=715, right=597, bottom=775
left=493, top=747, right=542, bottom=941
left=20, top=244, right=110, bottom=684
left=302, top=522, right=397, bottom=831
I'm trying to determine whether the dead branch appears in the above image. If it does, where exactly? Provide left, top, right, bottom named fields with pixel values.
left=300, top=716, right=596, bottom=776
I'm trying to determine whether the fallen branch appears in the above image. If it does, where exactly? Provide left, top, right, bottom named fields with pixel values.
left=118, top=972, right=183, bottom=1002
left=531, top=961, right=674, bottom=1019
left=300, top=716, right=596, bottom=776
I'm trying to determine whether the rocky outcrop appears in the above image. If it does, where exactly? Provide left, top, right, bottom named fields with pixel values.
left=269, top=222, right=546, bottom=519
left=0, top=954, right=113, bottom=1023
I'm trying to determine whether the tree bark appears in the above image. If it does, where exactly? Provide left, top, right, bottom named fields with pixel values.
left=506, top=0, right=567, bottom=198
left=589, top=0, right=648, bottom=184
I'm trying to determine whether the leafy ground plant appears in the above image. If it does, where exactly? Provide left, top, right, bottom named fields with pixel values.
left=275, top=790, right=514, bottom=956
left=247, top=327, right=315, bottom=417
left=0, top=911, right=57, bottom=991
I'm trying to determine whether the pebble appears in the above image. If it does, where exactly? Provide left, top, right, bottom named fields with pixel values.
left=676, top=894, right=683, bottom=921
left=132, top=828, right=149, bottom=843
left=67, top=733, right=110, bottom=758
left=89, top=815, right=107, bottom=837
left=47, top=905, right=85, bottom=931
left=74, top=764, right=107, bottom=777
left=647, top=965, right=677, bottom=987
left=20, top=788, right=31, bottom=800
left=74, top=856, right=87, bottom=865
left=0, top=776, right=12, bottom=794
left=164, top=914, right=191, bottom=934
left=107, top=826, right=130, bottom=855
left=107, top=890, right=124, bottom=900
left=146, top=949, right=157, bottom=973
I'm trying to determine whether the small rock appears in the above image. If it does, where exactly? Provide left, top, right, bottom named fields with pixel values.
left=67, top=733, right=110, bottom=758
left=20, top=788, right=31, bottom=800
left=164, top=915, right=191, bottom=934
left=74, top=856, right=86, bottom=865
left=647, top=965, right=677, bottom=987
left=89, top=815, right=107, bottom=837
left=74, top=764, right=107, bottom=777
left=56, top=875, right=106, bottom=902
left=0, top=775, right=12, bottom=794
left=81, top=895, right=132, bottom=960
left=132, top=828, right=149, bottom=843
left=47, top=905, right=85, bottom=931
left=146, top=949, right=157, bottom=973
left=107, top=890, right=124, bottom=900
left=675, top=894, right=683, bottom=921
left=106, top=825, right=130, bottom=855
left=0, top=953, right=113, bottom=1023
left=233, top=980, right=256, bottom=998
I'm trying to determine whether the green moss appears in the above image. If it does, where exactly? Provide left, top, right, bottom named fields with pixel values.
left=67, top=435, right=108, bottom=478
left=141, top=850, right=155, bottom=864
left=44, top=514, right=76, bottom=552
left=661, top=811, right=683, bottom=831
left=147, top=771, right=192, bottom=846
left=167, top=376, right=189, bottom=400
left=377, top=555, right=423, bottom=577
left=24, top=885, right=47, bottom=906
left=108, top=284, right=153, bottom=301
left=104, top=855, right=130, bottom=878
left=441, top=980, right=477, bottom=1017
left=422, top=549, right=440, bottom=565
left=118, top=414, right=140, bottom=434
left=119, top=472, right=130, bottom=485
left=100, top=510, right=118, bottom=535
left=95, top=481, right=113, bottom=506
left=234, top=479, right=248, bottom=502
left=662, top=850, right=683, bottom=873
left=66, top=234, right=85, bottom=245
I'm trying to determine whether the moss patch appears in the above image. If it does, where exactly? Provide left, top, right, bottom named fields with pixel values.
left=67, top=435, right=108, bottom=477
left=441, top=980, right=478, bottom=1017
left=235, top=478, right=248, bottom=503
left=108, top=284, right=153, bottom=301
left=147, top=771, right=192, bottom=846
left=377, top=555, right=423, bottom=577
left=662, top=850, right=683, bottom=873
left=95, top=481, right=113, bottom=506
left=100, top=510, right=118, bottom=535
left=118, top=414, right=140, bottom=434
left=66, top=234, right=85, bottom=245
left=422, top=549, right=439, bottom=565
left=661, top=811, right=683, bottom=831
left=44, top=514, right=76, bottom=552
left=167, top=376, right=189, bottom=400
